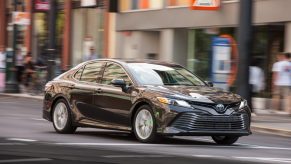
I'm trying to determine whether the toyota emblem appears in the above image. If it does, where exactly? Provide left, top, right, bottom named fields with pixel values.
left=215, top=104, right=226, bottom=113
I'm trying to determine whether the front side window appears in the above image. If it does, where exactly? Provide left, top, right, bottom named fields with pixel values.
left=128, top=63, right=205, bottom=86
left=80, top=62, right=104, bottom=83
left=101, top=63, right=131, bottom=85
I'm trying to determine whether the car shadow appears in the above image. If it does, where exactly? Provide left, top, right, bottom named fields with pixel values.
left=73, top=130, right=221, bottom=146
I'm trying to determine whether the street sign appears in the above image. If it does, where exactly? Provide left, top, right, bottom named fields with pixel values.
left=211, top=37, right=231, bottom=90
left=12, top=12, right=30, bottom=26
left=190, top=0, right=220, bottom=10
left=35, top=0, right=50, bottom=11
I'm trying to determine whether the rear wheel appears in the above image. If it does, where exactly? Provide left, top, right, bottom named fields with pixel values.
left=52, top=99, right=76, bottom=134
left=133, top=105, right=158, bottom=143
left=212, top=136, right=239, bottom=145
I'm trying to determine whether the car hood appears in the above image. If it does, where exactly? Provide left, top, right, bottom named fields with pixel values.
left=144, top=85, right=242, bottom=104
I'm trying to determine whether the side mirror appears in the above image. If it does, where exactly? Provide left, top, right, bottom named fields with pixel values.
left=205, top=81, right=214, bottom=87
left=111, top=79, right=126, bottom=87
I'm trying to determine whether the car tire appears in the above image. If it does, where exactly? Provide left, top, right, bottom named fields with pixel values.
left=52, top=99, right=76, bottom=134
left=211, top=136, right=239, bottom=145
left=133, top=105, right=159, bottom=143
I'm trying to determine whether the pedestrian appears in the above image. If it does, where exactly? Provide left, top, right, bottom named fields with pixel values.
left=272, top=52, right=291, bottom=115
left=83, top=47, right=99, bottom=62
left=23, top=53, right=35, bottom=88
left=15, top=49, right=24, bottom=84
left=0, top=46, right=6, bottom=92
left=249, top=58, right=265, bottom=112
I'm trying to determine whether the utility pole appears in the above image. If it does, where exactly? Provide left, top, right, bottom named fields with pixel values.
left=47, top=0, right=57, bottom=81
left=237, top=0, right=253, bottom=111
left=5, top=0, right=20, bottom=93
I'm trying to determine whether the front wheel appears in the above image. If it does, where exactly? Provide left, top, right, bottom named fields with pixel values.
left=52, top=99, right=76, bottom=134
left=212, top=136, right=239, bottom=145
left=133, top=105, right=158, bottom=143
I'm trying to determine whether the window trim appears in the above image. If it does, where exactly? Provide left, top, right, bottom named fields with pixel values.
left=100, top=62, right=135, bottom=87
left=72, top=61, right=106, bottom=84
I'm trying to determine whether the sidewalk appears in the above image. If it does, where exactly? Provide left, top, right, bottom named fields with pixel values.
left=0, top=93, right=43, bottom=100
left=0, top=93, right=290, bottom=137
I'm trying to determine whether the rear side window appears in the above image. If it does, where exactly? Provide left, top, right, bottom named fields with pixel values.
left=80, top=62, right=104, bottom=83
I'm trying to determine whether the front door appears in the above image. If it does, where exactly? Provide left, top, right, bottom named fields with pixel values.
left=93, top=62, right=133, bottom=128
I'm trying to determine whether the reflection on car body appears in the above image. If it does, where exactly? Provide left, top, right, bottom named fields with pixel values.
left=43, top=59, right=251, bottom=144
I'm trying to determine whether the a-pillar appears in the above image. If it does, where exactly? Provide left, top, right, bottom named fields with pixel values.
left=0, top=0, right=6, bottom=48
left=284, top=22, right=291, bottom=52
left=62, top=0, right=72, bottom=71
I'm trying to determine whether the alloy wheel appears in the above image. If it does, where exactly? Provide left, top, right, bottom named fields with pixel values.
left=53, top=102, right=69, bottom=131
left=135, top=109, right=154, bottom=140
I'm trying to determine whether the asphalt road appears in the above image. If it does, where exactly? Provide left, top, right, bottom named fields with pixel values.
left=0, top=95, right=291, bottom=164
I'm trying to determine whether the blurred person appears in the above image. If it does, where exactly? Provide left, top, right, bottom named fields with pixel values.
left=0, top=46, right=6, bottom=92
left=249, top=58, right=265, bottom=112
left=272, top=52, right=291, bottom=114
left=83, top=47, right=99, bottom=61
left=15, top=49, right=24, bottom=83
left=23, top=53, right=35, bottom=88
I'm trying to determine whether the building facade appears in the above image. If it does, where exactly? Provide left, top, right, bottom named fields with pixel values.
left=114, top=0, right=291, bottom=97
left=0, top=0, right=112, bottom=72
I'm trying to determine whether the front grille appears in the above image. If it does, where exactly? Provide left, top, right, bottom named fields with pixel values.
left=171, top=112, right=249, bottom=131
left=188, top=101, right=241, bottom=113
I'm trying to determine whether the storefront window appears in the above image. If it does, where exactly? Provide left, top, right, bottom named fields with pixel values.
left=188, top=28, right=235, bottom=81
left=167, top=0, right=189, bottom=7
left=187, top=25, right=284, bottom=97
left=119, top=0, right=163, bottom=12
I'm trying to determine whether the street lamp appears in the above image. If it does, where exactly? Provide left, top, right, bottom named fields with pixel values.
left=237, top=0, right=253, bottom=112
left=46, top=0, right=57, bottom=81
left=5, top=0, right=20, bottom=93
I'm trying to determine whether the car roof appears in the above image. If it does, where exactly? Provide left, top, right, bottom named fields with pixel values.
left=90, top=58, right=181, bottom=67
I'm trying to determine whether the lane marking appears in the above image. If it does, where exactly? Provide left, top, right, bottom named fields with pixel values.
left=103, top=155, right=172, bottom=158
left=7, top=138, right=37, bottom=142
left=53, top=142, right=291, bottom=151
left=0, top=143, right=26, bottom=146
left=55, top=143, right=156, bottom=146
left=193, top=155, right=224, bottom=158
left=192, top=155, right=291, bottom=164
left=0, top=158, right=52, bottom=163
left=235, top=157, right=291, bottom=163
left=30, top=118, right=46, bottom=121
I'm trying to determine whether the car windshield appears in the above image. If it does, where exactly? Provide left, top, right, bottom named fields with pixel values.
left=128, top=63, right=205, bottom=86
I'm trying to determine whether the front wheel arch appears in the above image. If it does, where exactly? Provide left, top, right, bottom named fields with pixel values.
left=130, top=101, right=152, bottom=127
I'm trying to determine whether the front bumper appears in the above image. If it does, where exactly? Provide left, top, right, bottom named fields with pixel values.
left=159, top=111, right=251, bottom=136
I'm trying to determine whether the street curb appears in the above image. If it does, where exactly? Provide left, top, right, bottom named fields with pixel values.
left=0, top=93, right=43, bottom=100
left=251, top=125, right=291, bottom=137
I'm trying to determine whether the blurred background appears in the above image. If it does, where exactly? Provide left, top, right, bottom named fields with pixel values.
left=0, top=0, right=290, bottom=113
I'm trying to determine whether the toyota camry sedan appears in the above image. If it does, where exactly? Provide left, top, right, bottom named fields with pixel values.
left=43, top=59, right=251, bottom=145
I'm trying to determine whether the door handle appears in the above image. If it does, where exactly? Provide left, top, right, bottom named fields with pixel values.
left=66, top=84, right=75, bottom=88
left=95, top=88, right=103, bottom=93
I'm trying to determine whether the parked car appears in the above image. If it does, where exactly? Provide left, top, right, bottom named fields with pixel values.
left=43, top=59, right=251, bottom=145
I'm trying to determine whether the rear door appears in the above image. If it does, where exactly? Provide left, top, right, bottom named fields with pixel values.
left=93, top=62, right=133, bottom=128
left=70, top=61, right=105, bottom=123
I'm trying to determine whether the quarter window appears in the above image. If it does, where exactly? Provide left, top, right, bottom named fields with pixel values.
left=101, top=63, right=131, bottom=85
left=74, top=67, right=83, bottom=80
left=80, top=62, right=104, bottom=83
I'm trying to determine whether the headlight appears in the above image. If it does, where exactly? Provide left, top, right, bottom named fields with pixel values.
left=157, top=97, right=192, bottom=108
left=239, top=100, right=248, bottom=109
